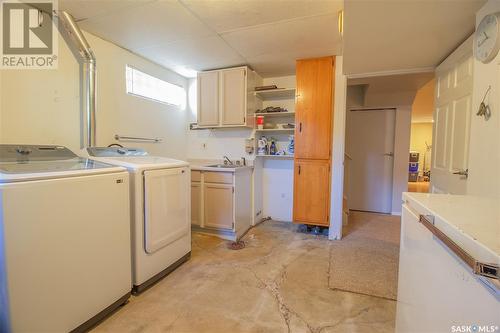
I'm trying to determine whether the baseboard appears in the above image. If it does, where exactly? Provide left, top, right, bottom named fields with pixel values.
left=132, top=252, right=191, bottom=295
left=391, top=211, right=402, bottom=216
left=70, top=292, right=130, bottom=333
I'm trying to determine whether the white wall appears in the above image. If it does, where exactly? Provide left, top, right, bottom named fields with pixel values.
left=260, top=75, right=295, bottom=221
left=330, top=56, right=347, bottom=239
left=468, top=0, right=500, bottom=200
left=186, top=128, right=254, bottom=161
left=0, top=31, right=188, bottom=159
left=262, top=159, right=294, bottom=222
left=392, top=106, right=412, bottom=214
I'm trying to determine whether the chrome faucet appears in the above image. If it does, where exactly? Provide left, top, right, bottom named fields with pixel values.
left=223, top=156, right=233, bottom=165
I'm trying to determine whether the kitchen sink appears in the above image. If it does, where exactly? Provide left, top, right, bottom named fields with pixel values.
left=206, top=164, right=239, bottom=168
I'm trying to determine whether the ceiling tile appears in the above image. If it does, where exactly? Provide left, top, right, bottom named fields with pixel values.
left=181, top=0, right=342, bottom=33
left=134, top=35, right=246, bottom=77
left=58, top=0, right=154, bottom=21
left=343, top=0, right=486, bottom=75
left=247, top=47, right=339, bottom=77
left=221, top=14, right=341, bottom=60
left=78, top=1, right=213, bottom=50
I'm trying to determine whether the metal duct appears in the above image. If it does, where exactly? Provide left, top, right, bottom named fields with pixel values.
left=57, top=11, right=97, bottom=148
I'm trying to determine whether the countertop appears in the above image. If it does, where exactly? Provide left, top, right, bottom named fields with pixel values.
left=188, top=159, right=253, bottom=172
left=403, top=192, right=499, bottom=263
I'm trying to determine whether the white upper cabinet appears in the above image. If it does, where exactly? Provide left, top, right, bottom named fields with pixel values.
left=197, top=71, right=220, bottom=126
left=221, top=68, right=246, bottom=126
left=197, top=66, right=260, bottom=128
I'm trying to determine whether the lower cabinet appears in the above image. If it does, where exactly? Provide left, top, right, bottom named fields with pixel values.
left=203, top=183, right=234, bottom=230
left=293, top=159, right=331, bottom=226
left=190, top=169, right=251, bottom=241
left=191, top=182, right=201, bottom=226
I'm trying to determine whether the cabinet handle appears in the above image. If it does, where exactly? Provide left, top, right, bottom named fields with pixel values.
left=299, top=122, right=302, bottom=133
left=419, top=215, right=499, bottom=280
left=298, top=165, right=301, bottom=175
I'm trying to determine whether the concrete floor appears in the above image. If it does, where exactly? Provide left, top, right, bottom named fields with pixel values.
left=93, top=218, right=397, bottom=333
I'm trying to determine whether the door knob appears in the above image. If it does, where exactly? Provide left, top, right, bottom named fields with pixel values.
left=452, top=169, right=468, bottom=178
left=384, top=152, right=394, bottom=157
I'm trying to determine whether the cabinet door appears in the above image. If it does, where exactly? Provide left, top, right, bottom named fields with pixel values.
left=197, top=71, right=220, bottom=126
left=293, top=159, right=330, bottom=225
left=221, top=68, right=246, bottom=126
left=191, top=182, right=201, bottom=226
left=295, top=57, right=334, bottom=159
left=204, top=183, right=234, bottom=230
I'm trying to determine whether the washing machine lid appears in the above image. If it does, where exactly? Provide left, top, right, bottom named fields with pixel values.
left=86, top=147, right=188, bottom=170
left=87, top=147, right=148, bottom=157
left=0, top=145, right=125, bottom=183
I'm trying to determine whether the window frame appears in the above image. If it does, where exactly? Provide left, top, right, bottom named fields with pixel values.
left=125, top=65, right=186, bottom=107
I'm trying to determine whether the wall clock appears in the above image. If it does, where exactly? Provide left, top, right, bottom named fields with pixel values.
left=475, top=12, right=500, bottom=63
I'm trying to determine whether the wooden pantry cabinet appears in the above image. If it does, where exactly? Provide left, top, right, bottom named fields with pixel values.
left=293, top=159, right=331, bottom=224
left=293, top=56, right=335, bottom=227
left=197, top=66, right=260, bottom=128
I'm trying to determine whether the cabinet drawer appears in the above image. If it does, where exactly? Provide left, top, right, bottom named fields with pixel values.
left=204, top=171, right=233, bottom=184
left=191, top=170, right=201, bottom=182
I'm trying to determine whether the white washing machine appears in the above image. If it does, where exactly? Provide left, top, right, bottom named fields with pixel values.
left=86, top=147, right=191, bottom=294
left=0, top=145, right=132, bottom=332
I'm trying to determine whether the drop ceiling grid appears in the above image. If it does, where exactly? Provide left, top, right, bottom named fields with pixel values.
left=59, top=0, right=343, bottom=77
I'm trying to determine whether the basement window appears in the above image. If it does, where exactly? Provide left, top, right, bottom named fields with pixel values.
left=125, top=65, right=185, bottom=107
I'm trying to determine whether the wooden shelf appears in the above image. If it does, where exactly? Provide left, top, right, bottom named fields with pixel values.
left=255, top=128, right=295, bottom=132
left=256, top=155, right=294, bottom=159
left=254, top=111, right=295, bottom=117
left=254, top=88, right=296, bottom=100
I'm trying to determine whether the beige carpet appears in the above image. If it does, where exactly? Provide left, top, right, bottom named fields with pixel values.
left=329, top=211, right=401, bottom=300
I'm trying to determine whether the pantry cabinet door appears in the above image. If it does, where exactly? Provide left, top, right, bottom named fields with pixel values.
left=294, top=57, right=334, bottom=160
left=293, top=159, right=330, bottom=226
left=197, top=71, right=220, bottom=126
left=221, top=68, right=246, bottom=126
left=204, top=183, right=234, bottom=230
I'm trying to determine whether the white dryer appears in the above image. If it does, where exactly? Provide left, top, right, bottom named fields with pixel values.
left=0, top=145, right=132, bottom=332
left=86, top=147, right=191, bottom=294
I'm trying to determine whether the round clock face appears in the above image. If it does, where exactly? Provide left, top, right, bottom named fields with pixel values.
left=475, top=13, right=500, bottom=63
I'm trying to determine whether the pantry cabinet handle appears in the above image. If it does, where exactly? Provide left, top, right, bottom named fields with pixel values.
left=298, top=165, right=301, bottom=175
left=419, top=215, right=499, bottom=280
left=299, top=122, right=302, bottom=132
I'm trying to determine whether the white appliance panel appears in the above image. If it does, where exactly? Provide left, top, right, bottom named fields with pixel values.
left=144, top=167, right=189, bottom=254
left=1, top=172, right=131, bottom=332
left=396, top=203, right=499, bottom=332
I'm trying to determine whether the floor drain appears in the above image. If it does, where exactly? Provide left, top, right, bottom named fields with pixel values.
left=228, top=240, right=245, bottom=250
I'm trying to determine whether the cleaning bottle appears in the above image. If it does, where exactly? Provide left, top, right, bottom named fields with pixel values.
left=269, top=139, right=277, bottom=155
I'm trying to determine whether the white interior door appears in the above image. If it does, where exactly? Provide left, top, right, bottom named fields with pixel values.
left=432, top=38, right=473, bottom=194
left=346, top=108, right=396, bottom=213
left=144, top=167, right=189, bottom=254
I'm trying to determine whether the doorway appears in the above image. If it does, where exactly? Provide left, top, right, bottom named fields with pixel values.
left=408, top=78, right=435, bottom=193
left=346, top=108, right=396, bottom=214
